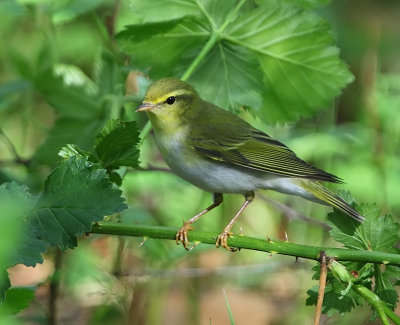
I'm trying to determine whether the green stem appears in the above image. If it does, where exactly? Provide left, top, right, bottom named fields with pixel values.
left=218, top=0, right=247, bottom=33
left=138, top=120, right=152, bottom=146
left=353, top=285, right=399, bottom=325
left=181, top=32, right=220, bottom=81
left=382, top=304, right=400, bottom=325
left=90, top=223, right=400, bottom=265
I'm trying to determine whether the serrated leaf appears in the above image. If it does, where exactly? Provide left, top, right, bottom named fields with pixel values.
left=120, top=0, right=353, bottom=123
left=34, top=117, right=106, bottom=165
left=0, top=183, right=32, bottom=266
left=13, top=223, right=48, bottom=267
left=188, top=43, right=264, bottom=112
left=32, top=66, right=105, bottom=165
left=33, top=53, right=125, bottom=166
left=0, top=183, right=46, bottom=301
left=29, top=156, right=127, bottom=250
left=328, top=202, right=400, bottom=253
left=306, top=281, right=360, bottom=315
left=58, top=144, right=92, bottom=160
left=0, top=287, right=35, bottom=315
left=374, top=265, right=400, bottom=310
left=94, top=120, right=140, bottom=169
left=117, top=18, right=208, bottom=79
left=225, top=1, right=353, bottom=122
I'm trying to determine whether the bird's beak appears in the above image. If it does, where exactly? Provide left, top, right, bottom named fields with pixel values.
left=136, top=102, right=155, bottom=112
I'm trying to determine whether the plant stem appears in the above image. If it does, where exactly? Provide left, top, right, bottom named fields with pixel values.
left=138, top=120, right=152, bottom=147
left=90, top=223, right=400, bottom=265
left=219, top=0, right=247, bottom=33
left=139, top=29, right=220, bottom=144
left=314, top=252, right=327, bottom=325
left=181, top=33, right=219, bottom=81
left=353, top=285, right=394, bottom=325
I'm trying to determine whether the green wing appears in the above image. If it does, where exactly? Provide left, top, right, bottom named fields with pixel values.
left=189, top=107, right=342, bottom=183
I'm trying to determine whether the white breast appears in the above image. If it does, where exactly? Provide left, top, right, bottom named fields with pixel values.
left=154, top=130, right=277, bottom=194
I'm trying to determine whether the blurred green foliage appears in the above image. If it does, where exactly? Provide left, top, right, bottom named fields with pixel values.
left=0, top=0, right=399, bottom=324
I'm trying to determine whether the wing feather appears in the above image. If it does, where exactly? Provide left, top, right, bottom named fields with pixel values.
left=191, top=128, right=342, bottom=183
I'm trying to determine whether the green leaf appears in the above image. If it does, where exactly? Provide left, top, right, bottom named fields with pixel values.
left=306, top=281, right=360, bottom=315
left=307, top=259, right=374, bottom=316
left=29, top=156, right=127, bottom=250
left=13, top=223, right=48, bottom=267
left=117, top=18, right=208, bottom=79
left=50, top=0, right=104, bottom=24
left=94, top=119, right=140, bottom=169
left=188, top=43, right=264, bottom=112
left=94, top=50, right=125, bottom=97
left=34, top=117, right=106, bottom=165
left=34, top=66, right=99, bottom=118
left=0, top=287, right=35, bottom=315
left=0, top=183, right=46, bottom=301
left=0, top=183, right=47, bottom=268
left=225, top=1, right=354, bottom=122
left=129, top=0, right=200, bottom=23
left=33, top=54, right=125, bottom=165
left=58, top=144, right=92, bottom=160
left=0, top=271, right=10, bottom=303
left=119, top=0, right=353, bottom=123
left=0, top=80, right=31, bottom=111
left=328, top=202, right=400, bottom=253
left=374, top=265, right=400, bottom=309
left=280, top=0, right=332, bottom=9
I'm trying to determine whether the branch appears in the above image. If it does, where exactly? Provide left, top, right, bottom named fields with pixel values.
left=314, top=252, right=327, bottom=325
left=90, top=223, right=400, bottom=265
left=257, top=193, right=331, bottom=230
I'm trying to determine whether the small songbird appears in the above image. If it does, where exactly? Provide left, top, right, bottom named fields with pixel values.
left=137, top=78, right=363, bottom=251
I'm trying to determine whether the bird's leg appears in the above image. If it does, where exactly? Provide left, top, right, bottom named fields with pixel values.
left=176, top=193, right=223, bottom=250
left=216, top=192, right=255, bottom=252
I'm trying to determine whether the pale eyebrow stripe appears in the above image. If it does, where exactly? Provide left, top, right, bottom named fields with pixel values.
left=160, top=89, right=188, bottom=101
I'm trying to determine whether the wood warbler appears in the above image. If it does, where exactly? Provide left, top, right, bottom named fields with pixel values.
left=137, top=78, right=363, bottom=251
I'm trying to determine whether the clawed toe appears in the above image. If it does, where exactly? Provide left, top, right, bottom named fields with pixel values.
left=216, top=231, right=237, bottom=252
left=175, top=222, right=194, bottom=250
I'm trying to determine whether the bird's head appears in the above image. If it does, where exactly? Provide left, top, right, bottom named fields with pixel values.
left=137, top=78, right=199, bottom=125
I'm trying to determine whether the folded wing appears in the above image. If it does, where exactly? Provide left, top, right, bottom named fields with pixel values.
left=191, top=127, right=342, bottom=183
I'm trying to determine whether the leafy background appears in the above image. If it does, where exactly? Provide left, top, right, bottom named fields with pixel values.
left=0, top=0, right=400, bottom=324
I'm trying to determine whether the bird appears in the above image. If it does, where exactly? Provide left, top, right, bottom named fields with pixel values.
left=136, top=78, right=363, bottom=251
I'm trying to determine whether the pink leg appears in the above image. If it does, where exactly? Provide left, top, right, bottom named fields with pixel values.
left=176, top=193, right=223, bottom=250
left=216, top=192, right=254, bottom=252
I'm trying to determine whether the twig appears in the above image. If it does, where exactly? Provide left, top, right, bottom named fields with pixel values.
left=0, top=129, right=20, bottom=159
left=49, top=248, right=63, bottom=325
left=258, top=193, right=331, bottom=230
left=0, top=129, right=31, bottom=167
left=314, top=252, right=327, bottom=325
left=138, top=165, right=172, bottom=173
left=105, top=0, right=121, bottom=38
left=0, top=159, right=31, bottom=167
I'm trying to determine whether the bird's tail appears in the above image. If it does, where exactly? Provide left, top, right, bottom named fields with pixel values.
left=297, top=180, right=364, bottom=222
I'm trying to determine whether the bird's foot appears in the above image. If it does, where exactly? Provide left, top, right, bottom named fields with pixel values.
left=175, top=221, right=195, bottom=250
left=216, top=231, right=237, bottom=252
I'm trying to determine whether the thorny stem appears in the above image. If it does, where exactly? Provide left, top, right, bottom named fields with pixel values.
left=90, top=223, right=400, bottom=265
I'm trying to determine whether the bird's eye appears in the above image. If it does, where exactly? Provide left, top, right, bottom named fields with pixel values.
left=166, top=96, right=176, bottom=105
